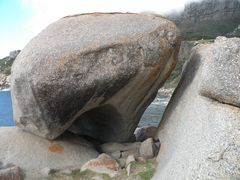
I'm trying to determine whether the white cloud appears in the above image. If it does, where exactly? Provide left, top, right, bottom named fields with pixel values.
left=1, top=0, right=199, bottom=58
left=21, top=0, right=199, bottom=37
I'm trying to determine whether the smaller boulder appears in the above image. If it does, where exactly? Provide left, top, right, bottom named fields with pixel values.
left=134, top=126, right=158, bottom=142
left=121, top=148, right=140, bottom=159
left=126, top=164, right=131, bottom=176
left=0, top=127, right=98, bottom=179
left=40, top=167, right=55, bottom=177
left=109, top=151, right=122, bottom=160
left=126, top=155, right=135, bottom=166
left=99, top=142, right=141, bottom=159
left=117, top=159, right=126, bottom=169
left=125, top=155, right=136, bottom=177
left=81, top=153, right=120, bottom=177
left=136, top=157, right=147, bottom=163
left=0, top=166, right=21, bottom=180
left=99, top=142, right=140, bottom=153
left=139, top=138, right=158, bottom=159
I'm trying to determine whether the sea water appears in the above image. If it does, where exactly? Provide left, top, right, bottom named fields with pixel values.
left=138, top=96, right=170, bottom=127
left=0, top=90, right=14, bottom=126
left=0, top=90, right=169, bottom=127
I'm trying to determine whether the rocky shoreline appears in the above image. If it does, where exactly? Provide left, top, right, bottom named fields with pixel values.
left=0, top=74, right=10, bottom=91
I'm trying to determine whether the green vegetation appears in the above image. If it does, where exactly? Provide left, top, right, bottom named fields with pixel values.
left=48, top=160, right=156, bottom=180
left=48, top=169, right=111, bottom=180
left=179, top=19, right=240, bottom=41
left=164, top=60, right=185, bottom=88
left=0, top=56, right=15, bottom=75
left=132, top=161, right=154, bottom=180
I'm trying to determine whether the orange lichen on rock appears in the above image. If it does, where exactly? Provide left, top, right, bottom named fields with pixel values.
left=48, top=142, right=64, bottom=153
left=81, top=153, right=119, bottom=177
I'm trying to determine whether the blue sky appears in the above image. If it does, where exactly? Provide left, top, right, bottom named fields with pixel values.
left=0, top=0, right=32, bottom=58
left=0, top=0, right=196, bottom=58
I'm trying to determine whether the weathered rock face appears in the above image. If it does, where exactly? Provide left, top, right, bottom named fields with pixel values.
left=0, top=166, right=22, bottom=180
left=0, top=127, right=98, bottom=179
left=153, top=37, right=240, bottom=179
left=139, top=138, right=158, bottom=159
left=178, top=41, right=198, bottom=62
left=11, top=13, right=180, bottom=142
left=200, top=36, right=240, bottom=107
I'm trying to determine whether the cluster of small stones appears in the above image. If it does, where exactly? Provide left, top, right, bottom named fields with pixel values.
left=48, top=126, right=159, bottom=179
left=0, top=126, right=159, bottom=179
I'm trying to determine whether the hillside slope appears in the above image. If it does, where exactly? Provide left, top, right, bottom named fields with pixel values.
left=168, top=0, right=240, bottom=40
left=0, top=50, right=20, bottom=75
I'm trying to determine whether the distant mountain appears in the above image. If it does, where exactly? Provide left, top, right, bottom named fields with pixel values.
left=167, top=0, right=240, bottom=40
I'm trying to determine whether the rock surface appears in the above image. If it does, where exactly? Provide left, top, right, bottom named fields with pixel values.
left=134, top=126, right=158, bottom=142
left=0, top=166, right=21, bottom=180
left=200, top=36, right=240, bottom=107
left=178, top=41, right=198, bottom=62
left=99, top=142, right=141, bottom=159
left=153, top=37, right=240, bottom=179
left=81, top=153, right=119, bottom=177
left=11, top=13, right=180, bottom=142
left=0, top=127, right=98, bottom=179
left=126, top=155, right=135, bottom=165
left=139, top=138, right=158, bottom=159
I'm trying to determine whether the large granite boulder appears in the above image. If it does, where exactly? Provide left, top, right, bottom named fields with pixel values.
left=11, top=13, right=180, bottom=142
left=0, top=127, right=98, bottom=179
left=153, top=37, right=240, bottom=179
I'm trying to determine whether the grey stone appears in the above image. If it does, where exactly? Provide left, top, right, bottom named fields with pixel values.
left=11, top=13, right=180, bottom=142
left=126, top=164, right=131, bottom=176
left=40, top=167, right=55, bottom=177
left=99, top=142, right=126, bottom=153
left=121, top=149, right=140, bottom=159
left=153, top=37, right=240, bottom=179
left=178, top=41, right=198, bottom=62
left=92, top=176, right=104, bottom=180
left=117, top=158, right=126, bottom=169
left=134, top=126, right=158, bottom=142
left=0, top=166, right=21, bottom=180
left=0, top=127, right=98, bottom=179
left=109, top=151, right=121, bottom=159
left=136, top=157, right=146, bottom=163
left=58, top=169, right=72, bottom=175
left=139, top=138, right=158, bottom=159
left=99, top=142, right=141, bottom=154
left=126, top=155, right=135, bottom=166
left=200, top=36, right=240, bottom=107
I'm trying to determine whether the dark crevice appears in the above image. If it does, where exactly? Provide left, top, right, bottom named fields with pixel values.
left=201, top=93, right=240, bottom=109
left=68, top=104, right=125, bottom=142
